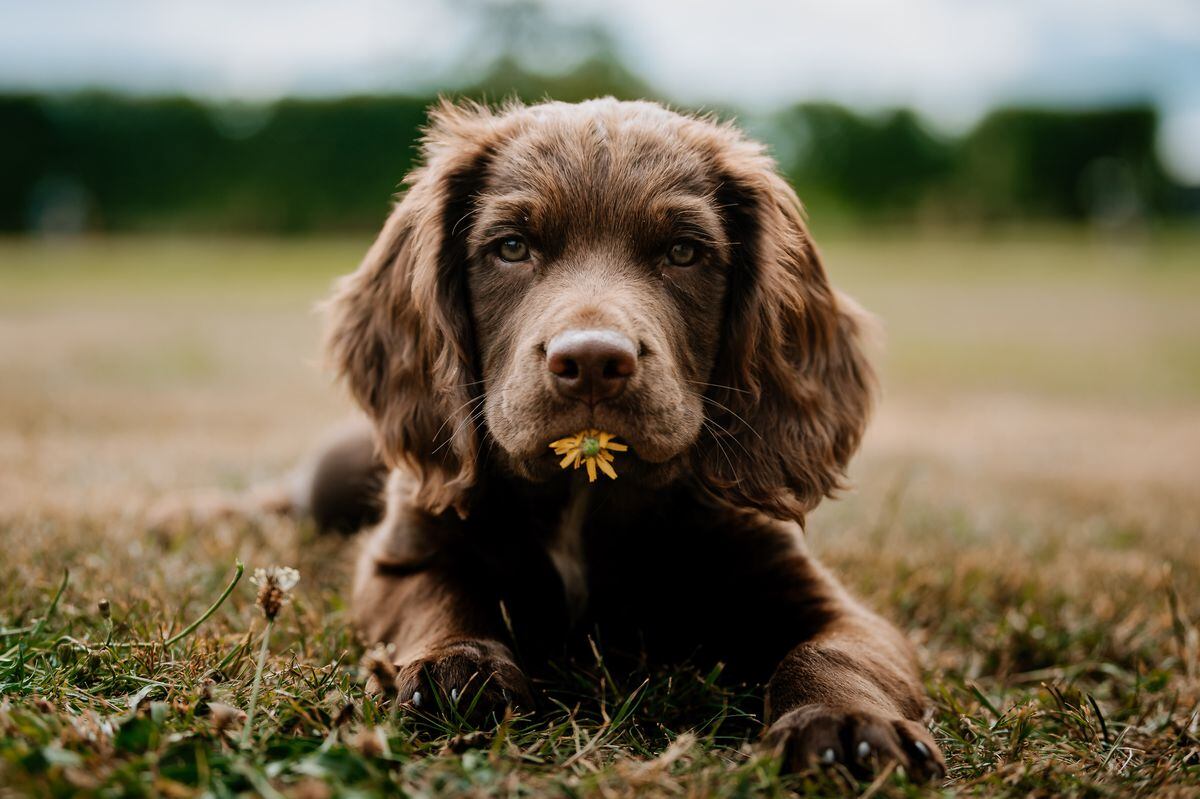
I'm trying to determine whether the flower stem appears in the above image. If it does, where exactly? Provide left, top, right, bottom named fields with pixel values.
left=166, top=560, right=244, bottom=647
left=240, top=619, right=273, bottom=748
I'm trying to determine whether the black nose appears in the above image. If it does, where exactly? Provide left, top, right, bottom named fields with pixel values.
left=546, top=329, right=638, bottom=406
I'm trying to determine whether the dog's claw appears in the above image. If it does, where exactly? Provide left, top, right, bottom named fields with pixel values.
left=411, top=690, right=422, bottom=707
left=765, top=705, right=945, bottom=780
left=450, top=687, right=459, bottom=703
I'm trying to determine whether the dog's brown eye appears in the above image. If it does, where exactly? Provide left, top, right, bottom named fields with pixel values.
left=667, top=241, right=698, bottom=267
left=497, top=237, right=530, bottom=262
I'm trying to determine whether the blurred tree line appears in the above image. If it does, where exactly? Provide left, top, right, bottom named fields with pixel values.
left=1, top=68, right=1192, bottom=234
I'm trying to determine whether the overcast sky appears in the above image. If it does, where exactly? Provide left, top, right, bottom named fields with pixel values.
left=3, top=0, right=1199, bottom=181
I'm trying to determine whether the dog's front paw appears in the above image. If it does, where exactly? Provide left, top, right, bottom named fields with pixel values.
left=391, top=639, right=532, bottom=724
left=763, top=704, right=945, bottom=782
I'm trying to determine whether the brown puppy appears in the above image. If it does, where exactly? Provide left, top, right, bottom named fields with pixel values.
left=319, top=98, right=944, bottom=779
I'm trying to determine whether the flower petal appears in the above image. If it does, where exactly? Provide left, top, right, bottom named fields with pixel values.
left=275, top=567, right=300, bottom=591
left=596, top=457, right=618, bottom=480
left=552, top=430, right=629, bottom=476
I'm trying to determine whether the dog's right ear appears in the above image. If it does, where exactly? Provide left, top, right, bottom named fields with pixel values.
left=323, top=99, right=503, bottom=518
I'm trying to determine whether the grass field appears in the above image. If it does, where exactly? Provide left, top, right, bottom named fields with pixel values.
left=2, top=231, right=1199, bottom=796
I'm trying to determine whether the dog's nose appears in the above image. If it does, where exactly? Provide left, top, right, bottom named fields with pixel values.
left=546, top=329, right=637, bottom=405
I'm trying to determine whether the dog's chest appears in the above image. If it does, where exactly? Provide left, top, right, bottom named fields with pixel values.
left=545, top=484, right=590, bottom=623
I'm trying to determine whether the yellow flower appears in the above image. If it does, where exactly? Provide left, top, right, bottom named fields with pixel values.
left=549, top=429, right=629, bottom=482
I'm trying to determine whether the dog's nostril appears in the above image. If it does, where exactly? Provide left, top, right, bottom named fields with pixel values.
left=602, top=358, right=633, bottom=379
left=547, top=349, right=579, bottom=379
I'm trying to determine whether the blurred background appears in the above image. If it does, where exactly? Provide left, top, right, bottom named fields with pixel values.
left=4, top=0, right=1200, bottom=234
left=1, top=0, right=1198, bottom=520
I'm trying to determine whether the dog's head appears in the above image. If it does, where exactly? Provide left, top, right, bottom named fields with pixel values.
left=326, top=98, right=875, bottom=521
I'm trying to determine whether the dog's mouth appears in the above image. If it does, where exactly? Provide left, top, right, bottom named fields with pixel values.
left=547, top=428, right=631, bottom=482
left=484, top=386, right=702, bottom=481
left=532, top=401, right=699, bottom=464
left=481, top=418, right=688, bottom=487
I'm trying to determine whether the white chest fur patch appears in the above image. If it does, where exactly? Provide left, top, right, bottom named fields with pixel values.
left=546, top=483, right=590, bottom=623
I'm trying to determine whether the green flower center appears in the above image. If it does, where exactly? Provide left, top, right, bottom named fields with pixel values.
left=580, top=436, right=601, bottom=457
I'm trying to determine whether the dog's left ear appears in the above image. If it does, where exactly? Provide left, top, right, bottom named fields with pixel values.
left=695, top=138, right=877, bottom=522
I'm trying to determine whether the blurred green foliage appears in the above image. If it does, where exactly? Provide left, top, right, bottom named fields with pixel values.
left=1, top=94, right=429, bottom=232
left=0, top=82, right=1189, bottom=233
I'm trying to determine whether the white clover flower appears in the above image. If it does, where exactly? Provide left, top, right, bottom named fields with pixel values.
left=250, top=566, right=300, bottom=621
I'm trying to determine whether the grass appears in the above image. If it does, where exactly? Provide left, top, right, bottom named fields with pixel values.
left=1, top=230, right=1199, bottom=796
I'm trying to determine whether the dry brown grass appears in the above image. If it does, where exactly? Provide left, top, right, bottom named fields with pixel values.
left=1, top=231, right=1198, bottom=796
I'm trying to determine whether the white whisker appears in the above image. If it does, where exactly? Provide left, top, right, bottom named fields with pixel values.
left=695, top=393, right=764, bottom=441
left=431, top=393, right=487, bottom=443
left=685, top=379, right=751, bottom=395
left=700, top=417, right=740, bottom=485
left=430, top=395, right=487, bottom=454
left=697, top=409, right=754, bottom=458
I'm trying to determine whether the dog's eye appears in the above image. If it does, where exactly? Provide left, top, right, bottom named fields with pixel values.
left=666, top=241, right=698, bottom=267
left=497, top=237, right=530, bottom=262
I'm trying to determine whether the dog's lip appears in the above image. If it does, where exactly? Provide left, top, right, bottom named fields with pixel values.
left=538, top=423, right=695, bottom=464
left=533, top=428, right=690, bottom=467
left=543, top=428, right=639, bottom=462
left=544, top=428, right=635, bottom=450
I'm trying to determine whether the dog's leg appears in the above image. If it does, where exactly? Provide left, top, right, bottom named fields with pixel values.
left=760, top=554, right=946, bottom=780
left=352, top=479, right=533, bottom=720
left=593, top=508, right=944, bottom=778
left=303, top=417, right=387, bottom=534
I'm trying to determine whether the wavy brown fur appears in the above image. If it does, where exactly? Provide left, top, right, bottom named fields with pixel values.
left=318, top=98, right=941, bottom=781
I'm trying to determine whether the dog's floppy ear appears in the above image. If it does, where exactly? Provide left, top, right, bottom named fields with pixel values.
left=324, top=99, right=498, bottom=518
left=695, top=137, right=877, bottom=522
